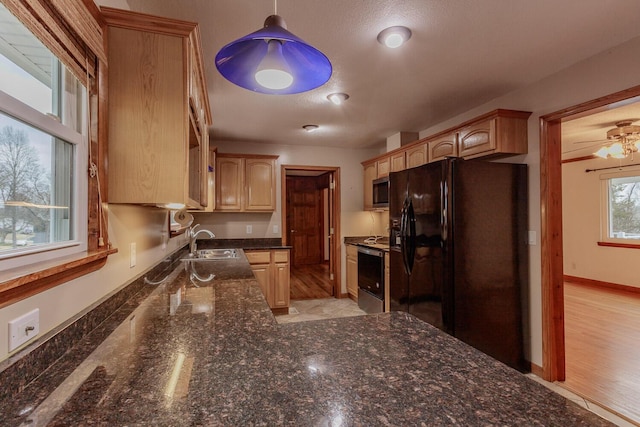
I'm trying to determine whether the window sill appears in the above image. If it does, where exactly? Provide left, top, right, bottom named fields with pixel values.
left=0, top=248, right=118, bottom=309
left=597, top=241, right=640, bottom=249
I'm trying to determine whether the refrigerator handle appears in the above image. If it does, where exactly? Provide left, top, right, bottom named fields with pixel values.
left=400, top=197, right=410, bottom=274
left=441, top=179, right=448, bottom=242
left=407, top=198, right=416, bottom=273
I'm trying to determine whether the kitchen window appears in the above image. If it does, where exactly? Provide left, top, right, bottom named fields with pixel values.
left=600, top=171, right=640, bottom=245
left=0, top=3, right=87, bottom=270
left=0, top=0, right=111, bottom=308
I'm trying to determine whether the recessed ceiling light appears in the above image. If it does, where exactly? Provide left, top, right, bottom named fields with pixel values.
left=377, top=26, right=412, bottom=48
left=303, top=124, right=319, bottom=132
left=327, top=93, right=350, bottom=105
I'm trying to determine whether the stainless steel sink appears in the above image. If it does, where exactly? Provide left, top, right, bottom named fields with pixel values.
left=182, top=248, right=239, bottom=261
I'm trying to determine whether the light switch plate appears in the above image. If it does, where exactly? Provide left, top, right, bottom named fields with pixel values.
left=8, top=308, right=40, bottom=352
left=246, top=225, right=252, bottom=234
left=528, top=231, right=537, bottom=246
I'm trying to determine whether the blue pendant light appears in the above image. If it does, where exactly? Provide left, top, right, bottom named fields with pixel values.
left=215, top=14, right=332, bottom=94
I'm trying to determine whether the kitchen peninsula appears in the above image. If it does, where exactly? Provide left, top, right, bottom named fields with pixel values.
left=0, top=248, right=610, bottom=426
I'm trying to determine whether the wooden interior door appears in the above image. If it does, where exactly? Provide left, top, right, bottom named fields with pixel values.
left=287, top=176, right=324, bottom=266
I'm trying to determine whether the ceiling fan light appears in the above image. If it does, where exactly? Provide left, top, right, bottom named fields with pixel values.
left=594, top=147, right=610, bottom=158
left=608, top=142, right=625, bottom=158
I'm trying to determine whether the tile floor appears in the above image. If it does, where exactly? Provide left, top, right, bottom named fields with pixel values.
left=275, top=297, right=366, bottom=324
left=276, top=297, right=635, bottom=426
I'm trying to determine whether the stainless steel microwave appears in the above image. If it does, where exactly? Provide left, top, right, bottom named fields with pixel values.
left=372, top=176, right=389, bottom=208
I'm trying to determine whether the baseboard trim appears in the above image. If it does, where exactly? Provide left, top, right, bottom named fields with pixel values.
left=530, top=362, right=544, bottom=378
left=564, top=275, right=640, bottom=295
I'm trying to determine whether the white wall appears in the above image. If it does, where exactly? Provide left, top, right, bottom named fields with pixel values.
left=192, top=140, right=383, bottom=294
left=0, top=205, right=190, bottom=361
left=416, top=35, right=640, bottom=367
left=3, top=32, right=640, bottom=368
left=563, top=158, right=640, bottom=288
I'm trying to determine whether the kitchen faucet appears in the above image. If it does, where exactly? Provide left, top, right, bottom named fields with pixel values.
left=189, top=224, right=215, bottom=256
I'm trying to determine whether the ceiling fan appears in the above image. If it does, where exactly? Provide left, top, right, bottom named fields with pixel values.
left=572, top=120, right=640, bottom=159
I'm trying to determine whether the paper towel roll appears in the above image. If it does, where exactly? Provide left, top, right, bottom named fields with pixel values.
left=174, top=209, right=194, bottom=227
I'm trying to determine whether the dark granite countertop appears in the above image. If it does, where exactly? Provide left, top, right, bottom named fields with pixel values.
left=344, top=236, right=390, bottom=251
left=0, top=249, right=611, bottom=426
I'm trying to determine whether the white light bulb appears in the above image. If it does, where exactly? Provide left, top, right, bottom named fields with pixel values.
left=255, top=40, right=293, bottom=90
left=384, top=33, right=404, bottom=48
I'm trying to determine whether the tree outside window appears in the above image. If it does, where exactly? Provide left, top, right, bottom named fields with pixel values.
left=609, top=177, right=640, bottom=239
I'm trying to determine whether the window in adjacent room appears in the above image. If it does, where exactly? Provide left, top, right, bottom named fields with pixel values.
left=601, top=171, right=640, bottom=243
left=0, top=3, right=87, bottom=270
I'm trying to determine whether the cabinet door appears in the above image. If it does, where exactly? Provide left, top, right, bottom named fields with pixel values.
left=377, top=157, right=390, bottom=178
left=273, top=261, right=290, bottom=308
left=245, top=158, right=276, bottom=211
left=107, top=26, right=186, bottom=205
left=458, top=119, right=496, bottom=158
left=363, top=162, right=376, bottom=210
left=250, top=263, right=271, bottom=305
left=390, top=152, right=406, bottom=172
left=429, top=133, right=458, bottom=162
left=216, top=157, right=243, bottom=210
left=406, top=142, right=428, bottom=168
left=346, top=246, right=358, bottom=299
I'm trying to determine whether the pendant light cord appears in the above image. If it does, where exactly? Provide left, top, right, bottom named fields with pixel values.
left=274, top=0, right=277, bottom=15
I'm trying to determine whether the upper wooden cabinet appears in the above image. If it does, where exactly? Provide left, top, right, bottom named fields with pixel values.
left=215, top=156, right=243, bottom=211
left=377, top=157, right=390, bottom=178
left=215, top=154, right=278, bottom=212
left=390, top=152, right=406, bottom=172
left=429, top=132, right=458, bottom=162
left=102, top=8, right=211, bottom=208
left=457, top=111, right=530, bottom=158
left=406, top=142, right=428, bottom=168
left=362, top=161, right=377, bottom=210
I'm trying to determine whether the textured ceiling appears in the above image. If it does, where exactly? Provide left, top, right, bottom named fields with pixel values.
left=95, top=0, right=640, bottom=150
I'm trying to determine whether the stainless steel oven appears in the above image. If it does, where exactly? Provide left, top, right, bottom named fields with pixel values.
left=357, top=246, right=385, bottom=313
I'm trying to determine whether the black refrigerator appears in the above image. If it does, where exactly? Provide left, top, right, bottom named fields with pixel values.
left=389, top=158, right=528, bottom=371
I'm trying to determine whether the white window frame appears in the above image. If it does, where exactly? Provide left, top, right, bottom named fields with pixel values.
left=599, top=167, right=640, bottom=244
left=0, top=87, right=87, bottom=270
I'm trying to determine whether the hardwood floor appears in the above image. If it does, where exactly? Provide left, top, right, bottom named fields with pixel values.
left=290, top=263, right=333, bottom=300
left=563, top=281, right=640, bottom=425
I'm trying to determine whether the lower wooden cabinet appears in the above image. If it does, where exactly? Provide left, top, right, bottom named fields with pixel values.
left=346, top=245, right=358, bottom=301
left=245, top=249, right=290, bottom=312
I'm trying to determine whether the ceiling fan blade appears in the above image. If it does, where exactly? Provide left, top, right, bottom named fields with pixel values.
left=573, top=138, right=609, bottom=144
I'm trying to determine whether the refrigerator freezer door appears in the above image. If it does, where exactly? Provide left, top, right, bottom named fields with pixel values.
left=389, top=169, right=409, bottom=312
left=405, top=162, right=447, bottom=331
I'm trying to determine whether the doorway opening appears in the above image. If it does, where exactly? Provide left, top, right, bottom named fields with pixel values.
left=541, top=85, right=640, bottom=423
left=281, top=165, right=341, bottom=300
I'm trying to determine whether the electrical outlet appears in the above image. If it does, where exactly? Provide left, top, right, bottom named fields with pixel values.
left=8, top=309, right=40, bottom=352
left=246, top=225, right=252, bottom=234
left=130, top=242, right=137, bottom=268
left=273, top=225, right=279, bottom=234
